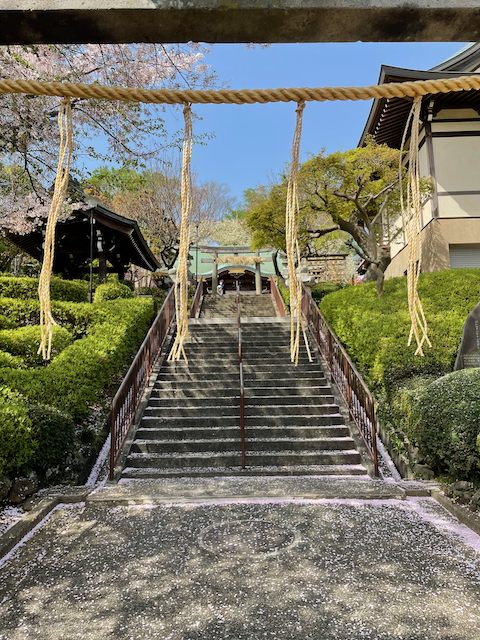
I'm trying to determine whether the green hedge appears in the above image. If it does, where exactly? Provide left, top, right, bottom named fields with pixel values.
left=0, top=297, right=155, bottom=418
left=0, top=325, right=73, bottom=366
left=0, top=277, right=89, bottom=303
left=29, top=404, right=76, bottom=469
left=311, top=282, right=348, bottom=305
left=0, top=386, right=36, bottom=477
left=319, top=269, right=480, bottom=393
left=94, top=282, right=133, bottom=303
left=408, top=369, right=480, bottom=479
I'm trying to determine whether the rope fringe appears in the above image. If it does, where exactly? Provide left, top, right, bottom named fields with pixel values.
left=285, top=101, right=312, bottom=366
left=399, top=96, right=432, bottom=356
left=37, top=98, right=73, bottom=360
left=168, top=104, right=193, bottom=363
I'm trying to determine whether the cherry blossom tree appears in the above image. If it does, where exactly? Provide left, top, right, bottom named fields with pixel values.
left=0, top=44, right=218, bottom=235
left=86, top=160, right=235, bottom=269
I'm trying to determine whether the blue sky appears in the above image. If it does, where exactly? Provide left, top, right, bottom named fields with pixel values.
left=88, top=42, right=467, bottom=207
left=167, top=43, right=467, bottom=206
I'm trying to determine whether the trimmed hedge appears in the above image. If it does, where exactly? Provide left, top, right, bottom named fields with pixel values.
left=311, top=282, right=348, bottom=305
left=0, top=277, right=89, bottom=303
left=0, top=386, right=36, bottom=477
left=94, top=282, right=133, bottom=303
left=29, top=404, right=76, bottom=469
left=0, top=325, right=73, bottom=366
left=0, top=297, right=155, bottom=418
left=319, top=269, right=480, bottom=393
left=409, top=369, right=480, bottom=479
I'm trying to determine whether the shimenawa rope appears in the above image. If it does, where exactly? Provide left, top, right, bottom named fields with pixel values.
left=2, top=74, right=480, bottom=105
left=168, top=104, right=194, bottom=363
left=37, top=98, right=73, bottom=360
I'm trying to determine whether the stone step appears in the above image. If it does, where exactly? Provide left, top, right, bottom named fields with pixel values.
left=131, top=436, right=355, bottom=454
left=141, top=414, right=345, bottom=427
left=148, top=395, right=335, bottom=407
left=149, top=387, right=332, bottom=399
left=144, top=403, right=340, bottom=417
left=121, top=464, right=369, bottom=478
left=154, top=377, right=327, bottom=388
left=126, top=449, right=362, bottom=469
left=157, top=372, right=326, bottom=383
left=135, top=425, right=351, bottom=440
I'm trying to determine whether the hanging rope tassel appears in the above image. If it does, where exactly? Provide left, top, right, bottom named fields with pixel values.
left=285, top=100, right=312, bottom=366
left=399, top=96, right=432, bottom=356
left=168, top=103, right=193, bottom=363
left=37, top=98, right=73, bottom=360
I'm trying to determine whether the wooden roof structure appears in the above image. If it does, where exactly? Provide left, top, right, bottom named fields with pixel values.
left=359, top=65, right=480, bottom=150
left=7, top=203, right=160, bottom=277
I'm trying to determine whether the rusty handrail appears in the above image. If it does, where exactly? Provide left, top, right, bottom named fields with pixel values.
left=270, top=275, right=287, bottom=317
left=301, top=285, right=379, bottom=476
left=190, top=276, right=204, bottom=318
left=236, top=281, right=246, bottom=469
left=109, top=285, right=176, bottom=480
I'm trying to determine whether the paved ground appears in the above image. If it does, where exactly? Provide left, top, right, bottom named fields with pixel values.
left=1, top=479, right=480, bottom=640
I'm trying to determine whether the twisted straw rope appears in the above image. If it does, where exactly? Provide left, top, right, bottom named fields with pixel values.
left=168, top=104, right=193, bottom=363
left=37, top=98, right=73, bottom=360
left=1, top=74, right=480, bottom=105
left=399, top=97, right=432, bottom=357
left=285, top=101, right=312, bottom=367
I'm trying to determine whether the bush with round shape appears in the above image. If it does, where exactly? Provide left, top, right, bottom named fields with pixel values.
left=410, top=368, right=480, bottom=479
left=94, top=282, right=134, bottom=303
left=0, top=386, right=36, bottom=477
left=28, top=403, right=76, bottom=470
left=0, top=276, right=88, bottom=303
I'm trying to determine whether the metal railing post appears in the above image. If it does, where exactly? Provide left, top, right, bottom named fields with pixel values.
left=237, top=282, right=246, bottom=469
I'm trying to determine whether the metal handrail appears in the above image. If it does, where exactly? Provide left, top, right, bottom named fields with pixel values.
left=109, top=285, right=176, bottom=480
left=236, top=281, right=246, bottom=469
left=301, top=285, right=379, bottom=476
left=270, top=275, right=287, bottom=317
left=190, top=276, right=204, bottom=318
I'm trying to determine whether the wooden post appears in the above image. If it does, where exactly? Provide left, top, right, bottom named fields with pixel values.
left=212, top=251, right=218, bottom=295
left=255, top=251, right=262, bottom=295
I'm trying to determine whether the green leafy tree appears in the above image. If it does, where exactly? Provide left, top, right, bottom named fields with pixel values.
left=246, top=138, right=432, bottom=295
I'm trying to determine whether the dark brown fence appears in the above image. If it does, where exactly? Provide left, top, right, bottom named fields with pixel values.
left=301, top=285, right=379, bottom=476
left=270, top=275, right=287, bottom=317
left=109, top=286, right=176, bottom=480
left=190, top=277, right=205, bottom=318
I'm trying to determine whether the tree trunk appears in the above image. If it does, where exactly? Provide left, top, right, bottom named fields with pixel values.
left=362, top=252, right=391, bottom=295
left=272, top=250, right=286, bottom=284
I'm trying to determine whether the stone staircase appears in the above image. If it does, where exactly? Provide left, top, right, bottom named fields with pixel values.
left=121, top=292, right=367, bottom=478
left=199, top=293, right=276, bottom=318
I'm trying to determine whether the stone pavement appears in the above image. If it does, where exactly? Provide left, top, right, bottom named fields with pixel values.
left=1, top=476, right=480, bottom=640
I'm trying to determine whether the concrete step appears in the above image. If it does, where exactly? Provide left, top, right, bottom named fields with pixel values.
left=121, top=464, right=368, bottom=478
left=149, top=387, right=331, bottom=399
left=126, top=449, right=362, bottom=469
left=135, top=425, right=352, bottom=440
left=144, top=403, right=339, bottom=417
left=154, top=377, right=327, bottom=388
left=148, top=395, right=335, bottom=407
left=141, top=414, right=345, bottom=427
left=131, top=436, right=355, bottom=454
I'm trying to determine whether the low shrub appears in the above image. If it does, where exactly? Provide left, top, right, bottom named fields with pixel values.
left=0, top=276, right=88, bottom=303
left=276, top=279, right=290, bottom=311
left=409, top=368, right=480, bottom=479
left=29, top=404, right=76, bottom=469
left=134, top=286, right=167, bottom=303
left=0, top=325, right=73, bottom=366
left=319, top=269, right=480, bottom=393
left=94, top=282, right=134, bottom=303
left=0, top=350, right=25, bottom=369
left=311, top=282, right=348, bottom=305
left=0, top=386, right=36, bottom=477
left=0, top=297, right=155, bottom=418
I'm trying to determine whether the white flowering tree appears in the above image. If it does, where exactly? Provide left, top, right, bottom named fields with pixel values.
left=0, top=44, right=217, bottom=236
